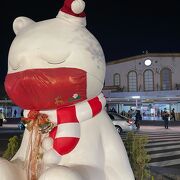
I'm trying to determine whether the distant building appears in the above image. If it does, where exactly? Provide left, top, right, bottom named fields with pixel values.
left=0, top=99, right=22, bottom=118
left=103, top=53, right=180, bottom=120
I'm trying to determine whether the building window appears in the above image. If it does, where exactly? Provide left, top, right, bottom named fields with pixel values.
left=128, top=71, right=137, bottom=92
left=143, top=69, right=154, bottom=91
left=113, top=73, right=120, bottom=86
left=160, top=68, right=172, bottom=90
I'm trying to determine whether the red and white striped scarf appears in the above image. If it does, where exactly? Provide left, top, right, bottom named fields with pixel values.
left=24, top=93, right=106, bottom=163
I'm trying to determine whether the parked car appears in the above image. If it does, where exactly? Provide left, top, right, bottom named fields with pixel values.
left=108, top=112, right=137, bottom=134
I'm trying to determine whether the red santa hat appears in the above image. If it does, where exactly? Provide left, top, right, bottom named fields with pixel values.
left=60, top=0, right=86, bottom=17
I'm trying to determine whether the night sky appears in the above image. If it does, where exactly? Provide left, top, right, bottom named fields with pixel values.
left=0, top=0, right=180, bottom=84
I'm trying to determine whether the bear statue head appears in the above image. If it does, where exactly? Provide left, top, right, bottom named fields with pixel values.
left=5, top=0, right=106, bottom=110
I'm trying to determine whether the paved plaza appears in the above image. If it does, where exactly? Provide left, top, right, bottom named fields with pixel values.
left=1, top=120, right=180, bottom=179
left=140, top=125, right=180, bottom=132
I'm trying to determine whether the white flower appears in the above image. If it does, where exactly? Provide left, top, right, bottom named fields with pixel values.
left=73, top=93, right=79, bottom=99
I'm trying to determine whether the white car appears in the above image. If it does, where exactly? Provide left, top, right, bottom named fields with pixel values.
left=108, top=112, right=137, bottom=134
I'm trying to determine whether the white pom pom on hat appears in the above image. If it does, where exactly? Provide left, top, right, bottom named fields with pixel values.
left=60, top=0, right=86, bottom=17
left=56, top=0, right=86, bottom=26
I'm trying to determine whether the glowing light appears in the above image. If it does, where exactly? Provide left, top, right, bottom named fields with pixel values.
left=144, top=59, right=152, bottom=66
left=132, top=96, right=140, bottom=99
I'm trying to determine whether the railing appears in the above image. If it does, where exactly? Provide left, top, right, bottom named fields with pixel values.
left=103, top=85, right=125, bottom=92
left=103, top=84, right=180, bottom=92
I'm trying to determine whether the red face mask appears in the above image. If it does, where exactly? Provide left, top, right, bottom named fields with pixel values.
left=5, top=68, right=87, bottom=110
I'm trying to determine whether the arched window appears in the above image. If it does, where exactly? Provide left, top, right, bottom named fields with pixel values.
left=113, top=73, right=120, bottom=86
left=128, top=71, right=137, bottom=92
left=143, top=69, right=154, bottom=91
left=160, top=68, right=172, bottom=90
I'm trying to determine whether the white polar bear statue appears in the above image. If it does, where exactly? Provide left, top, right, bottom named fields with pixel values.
left=1, top=0, right=135, bottom=179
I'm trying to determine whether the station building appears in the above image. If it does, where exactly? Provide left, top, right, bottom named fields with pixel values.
left=103, top=52, right=180, bottom=120
left=0, top=99, right=22, bottom=118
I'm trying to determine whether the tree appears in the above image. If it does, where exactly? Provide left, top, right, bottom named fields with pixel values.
left=125, top=132, right=151, bottom=180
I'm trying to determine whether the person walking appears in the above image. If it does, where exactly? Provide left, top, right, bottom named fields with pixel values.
left=170, top=108, right=176, bottom=121
left=135, top=110, right=142, bottom=130
left=13, top=109, right=17, bottom=117
left=0, top=109, right=5, bottom=126
left=128, top=108, right=133, bottom=118
left=162, top=108, right=169, bottom=129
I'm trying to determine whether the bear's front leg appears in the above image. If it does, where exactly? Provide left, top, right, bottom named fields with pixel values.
left=0, top=158, right=26, bottom=180
left=39, top=166, right=83, bottom=180
left=39, top=165, right=105, bottom=180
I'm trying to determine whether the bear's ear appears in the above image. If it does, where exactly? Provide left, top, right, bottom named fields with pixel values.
left=13, top=16, right=35, bottom=35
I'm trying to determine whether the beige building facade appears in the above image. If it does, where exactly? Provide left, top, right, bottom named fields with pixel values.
left=103, top=53, right=180, bottom=120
